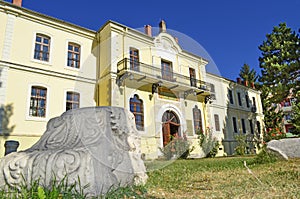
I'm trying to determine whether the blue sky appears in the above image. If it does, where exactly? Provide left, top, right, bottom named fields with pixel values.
left=8, top=0, right=300, bottom=80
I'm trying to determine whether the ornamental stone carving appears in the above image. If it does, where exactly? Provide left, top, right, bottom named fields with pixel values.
left=0, top=107, right=148, bottom=196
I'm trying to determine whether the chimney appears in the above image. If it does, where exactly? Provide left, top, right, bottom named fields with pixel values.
left=237, top=78, right=242, bottom=84
left=159, top=20, right=167, bottom=33
left=144, top=25, right=152, bottom=37
left=251, top=82, right=255, bottom=89
left=12, top=0, right=22, bottom=6
left=244, top=80, right=249, bottom=87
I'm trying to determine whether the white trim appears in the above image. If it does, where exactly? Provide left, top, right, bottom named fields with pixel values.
left=26, top=83, right=50, bottom=122
left=63, top=89, right=81, bottom=112
left=156, top=104, right=186, bottom=148
left=31, top=31, right=54, bottom=66
left=64, top=39, right=83, bottom=71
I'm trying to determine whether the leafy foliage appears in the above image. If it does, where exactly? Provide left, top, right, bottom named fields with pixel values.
left=159, top=134, right=194, bottom=160
left=259, top=79, right=285, bottom=142
left=197, top=128, right=219, bottom=157
left=258, top=23, right=300, bottom=104
left=249, top=146, right=280, bottom=165
left=239, top=63, right=258, bottom=83
left=234, top=134, right=249, bottom=156
left=291, top=100, right=300, bottom=135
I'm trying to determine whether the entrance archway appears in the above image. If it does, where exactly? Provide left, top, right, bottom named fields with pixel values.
left=162, top=110, right=180, bottom=146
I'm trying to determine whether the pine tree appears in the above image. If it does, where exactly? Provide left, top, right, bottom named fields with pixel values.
left=258, top=23, right=300, bottom=104
left=260, top=86, right=284, bottom=142
left=239, top=63, right=258, bottom=83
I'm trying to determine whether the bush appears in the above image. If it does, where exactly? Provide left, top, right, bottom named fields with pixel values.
left=234, top=134, right=249, bottom=156
left=248, top=146, right=280, bottom=165
left=197, top=128, right=219, bottom=158
left=159, top=134, right=194, bottom=160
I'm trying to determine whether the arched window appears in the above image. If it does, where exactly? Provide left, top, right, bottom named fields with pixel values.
left=193, top=105, right=202, bottom=134
left=130, top=95, right=144, bottom=130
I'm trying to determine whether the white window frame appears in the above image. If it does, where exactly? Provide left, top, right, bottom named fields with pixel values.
left=26, top=83, right=50, bottom=121
left=31, top=32, right=54, bottom=66
left=64, top=40, right=83, bottom=71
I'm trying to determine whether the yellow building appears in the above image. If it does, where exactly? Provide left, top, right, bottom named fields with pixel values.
left=0, top=1, right=96, bottom=156
left=0, top=1, right=264, bottom=159
left=206, top=73, right=264, bottom=155
left=96, top=20, right=210, bottom=159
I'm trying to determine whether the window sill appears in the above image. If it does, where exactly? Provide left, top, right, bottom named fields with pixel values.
left=25, top=116, right=48, bottom=122
left=31, top=59, right=52, bottom=66
left=64, top=66, right=81, bottom=73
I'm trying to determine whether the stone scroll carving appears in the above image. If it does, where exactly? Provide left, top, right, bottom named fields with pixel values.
left=0, top=107, right=148, bottom=196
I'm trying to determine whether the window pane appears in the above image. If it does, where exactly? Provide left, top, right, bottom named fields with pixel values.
left=68, top=45, right=73, bottom=51
left=43, top=38, right=49, bottom=44
left=36, top=36, right=41, bottom=42
left=129, top=95, right=144, bottom=130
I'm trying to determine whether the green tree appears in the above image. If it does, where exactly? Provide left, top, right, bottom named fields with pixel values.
left=258, top=23, right=300, bottom=104
left=239, top=63, right=258, bottom=83
left=261, top=86, right=285, bottom=142
left=291, top=98, right=300, bottom=135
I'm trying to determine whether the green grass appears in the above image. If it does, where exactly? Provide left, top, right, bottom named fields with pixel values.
left=145, top=157, right=300, bottom=198
left=1, top=157, right=300, bottom=198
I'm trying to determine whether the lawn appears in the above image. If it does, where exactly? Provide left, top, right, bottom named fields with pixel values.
left=144, top=157, right=300, bottom=198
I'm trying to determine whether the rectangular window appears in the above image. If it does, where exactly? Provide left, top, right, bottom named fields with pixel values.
left=29, top=86, right=47, bottom=117
left=34, top=34, right=50, bottom=61
left=228, top=89, right=234, bottom=104
left=252, top=97, right=256, bottom=107
left=245, top=95, right=250, bottom=108
left=237, top=92, right=242, bottom=106
left=161, top=60, right=173, bottom=81
left=130, top=48, right=139, bottom=71
left=67, top=43, right=81, bottom=68
left=214, top=114, right=220, bottom=131
left=257, top=121, right=261, bottom=135
left=189, top=68, right=196, bottom=87
left=249, top=119, right=254, bottom=134
left=241, top=119, right=246, bottom=134
left=66, top=92, right=80, bottom=111
left=210, top=84, right=216, bottom=100
left=232, top=117, right=237, bottom=133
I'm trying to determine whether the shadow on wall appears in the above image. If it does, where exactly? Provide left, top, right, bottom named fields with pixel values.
left=0, top=103, right=15, bottom=138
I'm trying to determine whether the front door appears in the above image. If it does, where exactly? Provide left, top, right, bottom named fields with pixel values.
left=162, top=111, right=180, bottom=146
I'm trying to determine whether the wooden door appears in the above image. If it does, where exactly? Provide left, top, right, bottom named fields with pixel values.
left=162, top=123, right=170, bottom=147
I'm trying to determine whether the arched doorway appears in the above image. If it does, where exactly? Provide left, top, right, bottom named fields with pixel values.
left=162, top=110, right=180, bottom=146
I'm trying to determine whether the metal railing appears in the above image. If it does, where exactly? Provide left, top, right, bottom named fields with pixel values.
left=117, top=58, right=207, bottom=90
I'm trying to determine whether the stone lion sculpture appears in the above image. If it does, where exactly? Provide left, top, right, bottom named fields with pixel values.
left=0, top=107, right=148, bottom=196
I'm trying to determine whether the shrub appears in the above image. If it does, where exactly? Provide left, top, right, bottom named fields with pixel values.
left=248, top=146, right=280, bottom=165
left=159, top=134, right=194, bottom=160
left=234, top=134, right=249, bottom=156
left=197, top=128, right=219, bottom=158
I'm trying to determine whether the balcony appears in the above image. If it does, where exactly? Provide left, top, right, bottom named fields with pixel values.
left=117, top=58, right=209, bottom=98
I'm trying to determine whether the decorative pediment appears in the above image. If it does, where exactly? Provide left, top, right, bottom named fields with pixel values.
left=154, top=32, right=182, bottom=54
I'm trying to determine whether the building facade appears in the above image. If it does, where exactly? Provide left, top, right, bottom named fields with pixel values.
left=206, top=73, right=264, bottom=155
left=0, top=1, right=96, bottom=156
left=0, top=0, right=264, bottom=159
left=96, top=21, right=210, bottom=159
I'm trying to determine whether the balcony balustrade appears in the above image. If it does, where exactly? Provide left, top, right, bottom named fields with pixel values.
left=117, top=58, right=209, bottom=96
